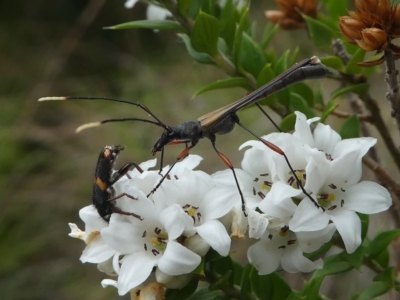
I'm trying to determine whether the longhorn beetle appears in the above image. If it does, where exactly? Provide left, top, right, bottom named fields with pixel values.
left=40, top=56, right=329, bottom=215
left=93, top=145, right=143, bottom=222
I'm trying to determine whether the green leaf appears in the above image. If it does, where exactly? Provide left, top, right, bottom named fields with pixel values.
left=257, top=63, right=274, bottom=88
left=314, top=88, right=324, bottom=107
left=314, top=253, right=354, bottom=276
left=274, top=51, right=290, bottom=75
left=166, top=278, right=199, bottom=300
left=367, top=230, right=400, bottom=259
left=232, top=259, right=244, bottom=286
left=105, top=20, right=184, bottom=31
left=303, top=15, right=337, bottom=53
left=261, top=23, right=279, bottom=49
left=374, top=267, right=395, bottom=286
left=358, top=282, right=391, bottom=300
left=177, top=0, right=193, bottom=16
left=320, top=56, right=345, bottom=72
left=240, top=265, right=253, bottom=299
left=340, top=245, right=365, bottom=269
left=359, top=213, right=369, bottom=242
left=209, top=255, right=234, bottom=286
left=304, top=241, right=333, bottom=260
left=251, top=270, right=292, bottom=300
left=191, top=11, right=221, bottom=55
left=187, top=288, right=229, bottom=300
left=232, top=7, right=249, bottom=64
left=374, top=245, right=390, bottom=268
left=290, top=93, right=316, bottom=118
left=279, top=113, right=296, bottom=132
left=209, top=270, right=233, bottom=290
left=303, top=253, right=353, bottom=297
left=340, top=114, right=360, bottom=139
left=320, top=101, right=339, bottom=123
left=346, top=48, right=366, bottom=74
left=238, top=32, right=266, bottom=79
left=178, top=33, right=215, bottom=64
left=192, top=77, right=251, bottom=98
left=290, top=82, right=314, bottom=107
left=330, top=83, right=370, bottom=100
left=320, top=0, right=347, bottom=18
left=219, top=0, right=238, bottom=49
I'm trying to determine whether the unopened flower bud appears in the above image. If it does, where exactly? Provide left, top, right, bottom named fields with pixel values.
left=184, top=234, right=210, bottom=256
left=357, top=28, right=388, bottom=51
left=130, top=282, right=165, bottom=300
left=155, top=269, right=192, bottom=289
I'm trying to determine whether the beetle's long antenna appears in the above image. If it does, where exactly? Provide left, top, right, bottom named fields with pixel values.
left=254, top=103, right=283, bottom=132
left=38, top=96, right=170, bottom=131
left=76, top=118, right=166, bottom=133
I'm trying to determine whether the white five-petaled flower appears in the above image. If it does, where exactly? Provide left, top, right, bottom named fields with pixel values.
left=124, top=0, right=172, bottom=22
left=101, top=189, right=201, bottom=295
left=248, top=217, right=336, bottom=274
left=69, top=205, right=118, bottom=264
left=154, top=168, right=234, bottom=256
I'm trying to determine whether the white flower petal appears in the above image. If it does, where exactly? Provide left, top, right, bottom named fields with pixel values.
left=146, top=4, right=172, bottom=21
left=344, top=181, right=392, bottom=214
left=281, top=246, right=323, bottom=273
left=117, top=252, right=157, bottom=295
left=196, top=220, right=231, bottom=256
left=313, top=123, right=341, bottom=154
left=101, top=222, right=143, bottom=254
left=171, top=155, right=203, bottom=174
left=202, top=187, right=238, bottom=220
left=289, top=199, right=329, bottom=232
left=158, top=241, right=200, bottom=275
left=330, top=150, right=363, bottom=186
left=124, top=0, right=139, bottom=9
left=247, top=238, right=282, bottom=275
left=297, top=223, right=336, bottom=253
left=304, top=152, right=330, bottom=194
left=248, top=210, right=268, bottom=239
left=329, top=209, right=361, bottom=253
left=101, top=279, right=118, bottom=288
left=68, top=223, right=85, bottom=240
left=80, top=236, right=116, bottom=263
left=159, top=204, right=191, bottom=240
left=332, top=137, right=376, bottom=160
left=79, top=205, right=106, bottom=230
left=293, top=111, right=315, bottom=147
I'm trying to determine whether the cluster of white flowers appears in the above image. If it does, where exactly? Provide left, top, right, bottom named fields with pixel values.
left=69, top=112, right=392, bottom=296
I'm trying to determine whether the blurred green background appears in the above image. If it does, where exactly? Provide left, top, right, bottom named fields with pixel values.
left=1, top=0, right=395, bottom=299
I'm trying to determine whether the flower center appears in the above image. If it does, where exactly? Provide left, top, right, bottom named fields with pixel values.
left=143, top=227, right=168, bottom=256
left=287, top=169, right=306, bottom=189
left=183, top=204, right=201, bottom=224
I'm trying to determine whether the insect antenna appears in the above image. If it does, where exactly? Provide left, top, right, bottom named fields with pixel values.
left=75, top=117, right=165, bottom=133
left=254, top=103, right=283, bottom=133
left=235, top=119, right=324, bottom=212
left=38, top=96, right=172, bottom=132
left=147, top=145, right=194, bottom=198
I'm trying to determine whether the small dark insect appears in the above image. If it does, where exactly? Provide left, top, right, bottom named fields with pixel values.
left=93, top=145, right=143, bottom=222
left=40, top=56, right=329, bottom=215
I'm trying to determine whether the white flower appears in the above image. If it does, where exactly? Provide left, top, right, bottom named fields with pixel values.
left=124, top=0, right=172, bottom=21
left=156, top=269, right=193, bottom=289
left=101, top=189, right=201, bottom=295
left=240, top=111, right=392, bottom=254
left=154, top=168, right=234, bottom=256
left=69, top=205, right=118, bottom=264
left=289, top=147, right=392, bottom=253
left=248, top=218, right=336, bottom=274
